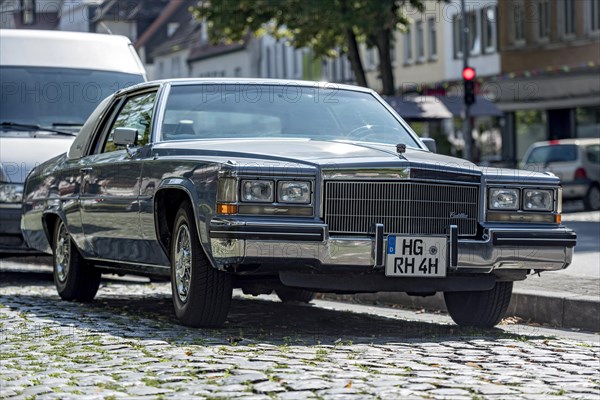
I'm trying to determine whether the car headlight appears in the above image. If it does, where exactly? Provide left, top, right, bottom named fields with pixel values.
left=278, top=181, right=311, bottom=204
left=0, top=183, right=24, bottom=203
left=523, top=189, right=553, bottom=211
left=489, top=188, right=519, bottom=210
left=241, top=180, right=274, bottom=202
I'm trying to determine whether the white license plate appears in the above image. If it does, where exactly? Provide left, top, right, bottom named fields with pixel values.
left=385, top=235, right=448, bottom=277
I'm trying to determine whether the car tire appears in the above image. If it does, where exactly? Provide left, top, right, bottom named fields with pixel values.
left=52, top=219, right=101, bottom=302
left=276, top=287, right=315, bottom=303
left=171, top=202, right=232, bottom=328
left=584, top=185, right=600, bottom=211
left=444, top=281, right=513, bottom=328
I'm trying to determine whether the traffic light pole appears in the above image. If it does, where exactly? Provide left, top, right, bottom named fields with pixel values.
left=461, top=0, right=472, bottom=161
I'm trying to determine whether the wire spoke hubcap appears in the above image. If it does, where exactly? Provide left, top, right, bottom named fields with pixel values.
left=174, top=224, right=192, bottom=302
left=55, top=224, right=70, bottom=283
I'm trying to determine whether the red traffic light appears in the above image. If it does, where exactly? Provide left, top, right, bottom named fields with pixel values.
left=462, top=67, right=476, bottom=81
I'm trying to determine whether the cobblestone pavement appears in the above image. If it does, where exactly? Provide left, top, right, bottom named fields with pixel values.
left=1, top=261, right=599, bottom=400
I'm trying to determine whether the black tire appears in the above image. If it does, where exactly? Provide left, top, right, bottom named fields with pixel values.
left=171, top=202, right=232, bottom=327
left=52, top=219, right=101, bottom=302
left=584, top=185, right=600, bottom=211
left=276, top=287, right=315, bottom=303
left=444, top=281, right=513, bottom=328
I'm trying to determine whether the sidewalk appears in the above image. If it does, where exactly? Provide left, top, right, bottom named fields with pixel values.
left=324, top=211, right=600, bottom=332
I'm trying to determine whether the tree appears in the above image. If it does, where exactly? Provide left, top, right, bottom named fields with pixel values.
left=191, top=0, right=427, bottom=94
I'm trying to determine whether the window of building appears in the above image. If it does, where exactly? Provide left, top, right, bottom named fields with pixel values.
left=512, top=0, right=526, bottom=45
left=467, top=12, right=479, bottom=55
left=390, top=40, right=397, bottom=64
left=453, top=14, right=463, bottom=58
left=403, top=28, right=413, bottom=64
left=428, top=17, right=437, bottom=60
left=416, top=21, right=425, bottom=62
left=587, top=0, right=600, bottom=34
left=576, top=106, right=600, bottom=138
left=266, top=47, right=272, bottom=77
left=482, top=6, right=497, bottom=53
left=534, top=0, right=550, bottom=41
left=561, top=0, right=576, bottom=38
left=167, top=22, right=180, bottom=38
left=20, top=0, right=35, bottom=25
left=281, top=43, right=288, bottom=79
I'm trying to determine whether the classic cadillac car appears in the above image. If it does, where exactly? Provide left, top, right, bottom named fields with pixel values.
left=21, top=79, right=577, bottom=328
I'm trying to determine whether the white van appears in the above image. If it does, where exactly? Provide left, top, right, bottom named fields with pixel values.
left=0, top=29, right=147, bottom=254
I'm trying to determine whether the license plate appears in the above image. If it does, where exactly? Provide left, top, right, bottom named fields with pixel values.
left=385, top=235, right=448, bottom=277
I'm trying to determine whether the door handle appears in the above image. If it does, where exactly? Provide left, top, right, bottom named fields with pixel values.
left=80, top=167, right=93, bottom=174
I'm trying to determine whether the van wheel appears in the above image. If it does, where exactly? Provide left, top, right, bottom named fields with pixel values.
left=171, top=202, right=232, bottom=327
left=584, top=185, right=600, bottom=211
left=276, top=287, right=315, bottom=303
left=444, top=282, right=513, bottom=327
left=53, top=220, right=101, bottom=302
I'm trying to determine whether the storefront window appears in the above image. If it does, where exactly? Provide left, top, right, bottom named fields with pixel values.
left=576, top=106, right=600, bottom=138
left=516, top=110, right=546, bottom=162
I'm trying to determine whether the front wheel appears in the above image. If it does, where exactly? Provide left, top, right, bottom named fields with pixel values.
left=52, top=219, right=101, bottom=302
left=444, top=282, right=513, bottom=327
left=171, top=202, right=232, bottom=328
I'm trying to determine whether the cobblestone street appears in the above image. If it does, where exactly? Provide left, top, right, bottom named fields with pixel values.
left=1, top=260, right=599, bottom=399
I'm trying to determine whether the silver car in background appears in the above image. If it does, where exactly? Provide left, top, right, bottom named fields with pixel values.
left=521, top=138, right=600, bottom=210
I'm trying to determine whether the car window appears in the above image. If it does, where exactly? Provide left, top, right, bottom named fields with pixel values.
left=586, top=145, right=600, bottom=163
left=102, top=92, right=157, bottom=153
left=525, top=145, right=578, bottom=164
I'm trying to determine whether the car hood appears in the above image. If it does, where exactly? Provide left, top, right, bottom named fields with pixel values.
left=0, top=136, right=75, bottom=183
left=154, top=139, right=558, bottom=183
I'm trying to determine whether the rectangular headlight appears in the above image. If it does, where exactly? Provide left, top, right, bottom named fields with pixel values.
left=0, top=183, right=24, bottom=203
left=278, top=181, right=311, bottom=204
left=241, top=180, right=274, bottom=203
left=488, top=188, right=519, bottom=210
left=523, top=189, right=553, bottom=211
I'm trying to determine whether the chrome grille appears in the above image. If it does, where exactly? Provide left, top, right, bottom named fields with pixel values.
left=324, top=181, right=479, bottom=236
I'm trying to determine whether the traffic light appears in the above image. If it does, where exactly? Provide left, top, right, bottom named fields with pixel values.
left=463, top=66, right=476, bottom=106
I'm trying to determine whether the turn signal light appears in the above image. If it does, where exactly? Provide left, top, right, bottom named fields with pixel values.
left=555, top=214, right=561, bottom=224
left=217, top=203, right=238, bottom=215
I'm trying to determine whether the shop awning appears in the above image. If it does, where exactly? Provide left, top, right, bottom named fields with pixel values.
left=436, top=95, right=504, bottom=117
left=382, top=95, right=453, bottom=120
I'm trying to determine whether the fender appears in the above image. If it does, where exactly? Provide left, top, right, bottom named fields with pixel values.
left=154, top=177, right=219, bottom=270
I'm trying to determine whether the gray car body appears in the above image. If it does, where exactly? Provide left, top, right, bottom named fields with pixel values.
left=21, top=79, right=575, bottom=292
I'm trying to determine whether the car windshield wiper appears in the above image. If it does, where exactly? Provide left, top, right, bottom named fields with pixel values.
left=0, top=122, right=76, bottom=136
left=52, top=122, right=83, bottom=128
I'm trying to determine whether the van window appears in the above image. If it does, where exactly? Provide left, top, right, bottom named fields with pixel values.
left=0, top=66, right=144, bottom=131
left=526, top=145, right=579, bottom=164
left=586, top=145, right=600, bottom=163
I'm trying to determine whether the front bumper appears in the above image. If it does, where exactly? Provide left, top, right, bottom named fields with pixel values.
left=0, top=206, right=38, bottom=254
left=209, top=219, right=576, bottom=273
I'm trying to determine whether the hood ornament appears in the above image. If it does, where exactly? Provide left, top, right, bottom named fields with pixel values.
left=396, top=143, right=406, bottom=154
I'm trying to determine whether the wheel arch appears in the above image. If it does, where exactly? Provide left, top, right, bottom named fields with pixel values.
left=154, top=179, right=216, bottom=268
left=41, top=211, right=64, bottom=250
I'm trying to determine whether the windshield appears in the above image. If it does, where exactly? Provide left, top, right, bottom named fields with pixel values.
left=0, top=66, right=144, bottom=132
left=160, top=84, right=421, bottom=148
left=525, top=145, right=579, bottom=164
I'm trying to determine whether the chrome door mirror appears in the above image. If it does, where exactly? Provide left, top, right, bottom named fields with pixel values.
left=422, top=137, right=437, bottom=153
left=113, top=127, right=138, bottom=147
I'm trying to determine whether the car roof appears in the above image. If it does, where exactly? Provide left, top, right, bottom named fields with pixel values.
left=0, top=29, right=146, bottom=76
left=117, top=78, right=375, bottom=95
left=529, top=138, right=600, bottom=148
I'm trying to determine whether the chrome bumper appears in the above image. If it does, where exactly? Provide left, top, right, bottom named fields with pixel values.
left=209, top=220, right=575, bottom=272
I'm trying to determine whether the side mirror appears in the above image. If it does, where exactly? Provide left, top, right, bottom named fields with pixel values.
left=113, top=127, right=138, bottom=147
left=422, top=137, right=437, bottom=153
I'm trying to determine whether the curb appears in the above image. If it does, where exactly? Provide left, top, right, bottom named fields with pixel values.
left=322, top=290, right=600, bottom=332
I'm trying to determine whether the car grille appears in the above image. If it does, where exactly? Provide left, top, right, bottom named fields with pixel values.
left=324, top=181, right=479, bottom=236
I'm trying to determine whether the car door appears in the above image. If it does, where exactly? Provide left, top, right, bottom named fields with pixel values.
left=79, top=90, right=158, bottom=263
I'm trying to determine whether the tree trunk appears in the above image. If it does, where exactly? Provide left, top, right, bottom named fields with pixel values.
left=376, top=27, right=395, bottom=95
left=345, top=28, right=368, bottom=88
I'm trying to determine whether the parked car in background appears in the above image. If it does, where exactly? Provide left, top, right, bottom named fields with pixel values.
left=22, top=79, right=576, bottom=328
left=521, top=138, right=600, bottom=210
left=0, top=29, right=146, bottom=254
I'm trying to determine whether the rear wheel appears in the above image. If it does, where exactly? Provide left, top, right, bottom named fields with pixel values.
left=444, top=282, right=513, bottom=327
left=53, top=219, right=101, bottom=302
left=276, top=287, right=315, bottom=303
left=171, top=202, right=232, bottom=327
left=584, top=185, right=600, bottom=211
